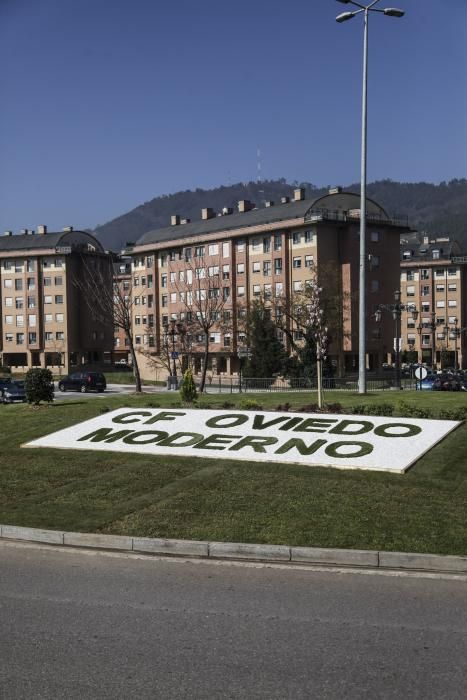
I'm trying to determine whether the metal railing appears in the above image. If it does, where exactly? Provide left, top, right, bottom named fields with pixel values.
left=305, top=208, right=409, bottom=228
left=202, top=373, right=416, bottom=393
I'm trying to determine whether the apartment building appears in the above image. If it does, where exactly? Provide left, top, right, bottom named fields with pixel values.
left=400, top=236, right=467, bottom=368
left=128, top=188, right=410, bottom=380
left=0, top=226, right=113, bottom=372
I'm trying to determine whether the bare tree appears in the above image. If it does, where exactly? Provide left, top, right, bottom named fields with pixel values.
left=171, top=254, right=231, bottom=392
left=273, top=264, right=328, bottom=407
left=74, top=254, right=143, bottom=393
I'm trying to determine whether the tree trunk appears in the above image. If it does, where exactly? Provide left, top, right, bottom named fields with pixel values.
left=199, top=338, right=209, bottom=393
left=128, top=341, right=142, bottom=393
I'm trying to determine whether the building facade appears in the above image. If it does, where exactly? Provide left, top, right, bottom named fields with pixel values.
left=128, top=188, right=410, bottom=380
left=0, top=226, right=113, bottom=373
left=400, top=236, right=467, bottom=369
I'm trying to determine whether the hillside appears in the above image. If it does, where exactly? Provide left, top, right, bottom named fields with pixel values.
left=94, top=178, right=467, bottom=252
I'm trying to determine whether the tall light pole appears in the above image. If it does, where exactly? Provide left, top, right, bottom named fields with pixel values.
left=336, top=0, right=404, bottom=394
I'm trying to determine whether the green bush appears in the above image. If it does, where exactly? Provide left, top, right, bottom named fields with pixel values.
left=438, top=407, right=467, bottom=421
left=24, top=368, right=54, bottom=405
left=238, top=398, right=263, bottom=411
left=396, top=400, right=432, bottom=419
left=179, top=368, right=198, bottom=404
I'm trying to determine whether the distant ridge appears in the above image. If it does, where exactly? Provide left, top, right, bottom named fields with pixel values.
left=93, top=178, right=467, bottom=252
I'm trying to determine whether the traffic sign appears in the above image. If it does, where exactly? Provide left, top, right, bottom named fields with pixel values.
left=414, top=366, right=427, bottom=380
left=171, top=351, right=179, bottom=359
left=393, top=337, right=402, bottom=352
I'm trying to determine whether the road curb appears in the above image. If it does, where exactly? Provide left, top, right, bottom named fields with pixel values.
left=1, top=524, right=466, bottom=574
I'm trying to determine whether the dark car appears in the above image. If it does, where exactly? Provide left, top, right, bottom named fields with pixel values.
left=58, top=372, right=106, bottom=393
left=418, top=376, right=437, bottom=391
left=0, top=377, right=12, bottom=394
left=432, top=374, right=462, bottom=392
left=2, top=380, right=26, bottom=404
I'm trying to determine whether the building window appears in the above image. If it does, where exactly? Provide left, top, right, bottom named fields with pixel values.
left=44, top=295, right=52, bottom=304
left=406, top=285, right=415, bottom=297
left=237, top=285, right=245, bottom=297
left=292, top=232, right=301, bottom=245
left=55, top=295, right=63, bottom=304
left=222, top=264, right=230, bottom=280
left=28, top=332, right=37, bottom=344
left=251, top=238, right=261, bottom=252
left=209, top=332, right=221, bottom=344
left=16, top=315, right=24, bottom=327
left=305, top=230, right=315, bottom=244
left=15, top=298, right=23, bottom=309
left=305, top=255, right=314, bottom=268
left=56, top=313, right=64, bottom=322
left=293, top=281, right=302, bottom=292
left=56, top=332, right=64, bottom=341
left=4, top=315, right=13, bottom=325
left=170, top=292, right=177, bottom=303
left=5, top=333, right=13, bottom=342
left=236, top=240, right=245, bottom=252
left=237, top=263, right=245, bottom=274
left=432, top=249, right=440, bottom=259
left=274, top=234, right=282, bottom=251
left=195, top=246, right=205, bottom=257
left=436, top=284, right=445, bottom=292
left=274, top=259, right=282, bottom=275
left=421, top=285, right=430, bottom=296
left=292, top=257, right=301, bottom=269
left=222, top=287, right=230, bottom=300
left=421, top=269, right=430, bottom=280
left=161, top=295, right=168, bottom=307
left=275, top=282, right=283, bottom=297
left=371, top=231, right=380, bottom=242
left=448, top=267, right=457, bottom=277
left=16, top=333, right=25, bottom=344
left=15, top=279, right=23, bottom=291
left=421, top=334, right=430, bottom=345
left=146, top=256, right=153, bottom=267
left=161, top=274, right=167, bottom=287
left=252, top=261, right=261, bottom=273
left=4, top=297, right=12, bottom=307
left=448, top=283, right=457, bottom=292
left=44, top=331, right=53, bottom=342
left=54, top=276, right=63, bottom=286
left=406, top=270, right=415, bottom=281
left=253, top=284, right=261, bottom=296
left=222, top=242, right=229, bottom=258
left=263, top=261, right=271, bottom=276
left=264, top=284, right=272, bottom=299
left=43, top=277, right=52, bottom=287
left=208, top=243, right=219, bottom=256
left=448, top=300, right=457, bottom=307
left=208, top=265, right=219, bottom=277
left=371, top=280, right=379, bottom=292
left=263, top=237, right=271, bottom=253
left=45, top=314, right=53, bottom=322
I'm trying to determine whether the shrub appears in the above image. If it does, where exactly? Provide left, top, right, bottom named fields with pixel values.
left=298, top=403, right=320, bottom=413
left=24, top=368, right=54, bottom=405
left=145, top=401, right=160, bottom=408
left=324, top=402, right=344, bottom=414
left=179, top=368, right=198, bottom=404
left=275, top=403, right=291, bottom=412
left=438, top=407, right=467, bottom=421
left=238, top=398, right=263, bottom=411
left=396, top=400, right=432, bottom=419
left=221, top=401, right=235, bottom=409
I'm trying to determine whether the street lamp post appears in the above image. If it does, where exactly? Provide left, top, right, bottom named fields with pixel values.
left=336, top=0, right=404, bottom=394
left=375, top=290, right=416, bottom=389
left=162, top=319, right=186, bottom=389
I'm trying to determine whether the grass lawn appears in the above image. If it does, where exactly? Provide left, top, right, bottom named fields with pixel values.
left=1, top=389, right=466, bottom=556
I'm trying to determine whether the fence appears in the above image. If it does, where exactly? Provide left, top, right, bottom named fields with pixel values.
left=203, top=373, right=416, bottom=393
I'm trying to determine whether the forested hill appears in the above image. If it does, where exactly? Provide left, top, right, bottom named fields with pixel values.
left=93, top=178, right=467, bottom=252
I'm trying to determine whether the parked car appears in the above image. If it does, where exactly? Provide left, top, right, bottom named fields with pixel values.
left=58, top=372, right=106, bottom=393
left=2, top=380, right=27, bottom=403
left=418, top=376, right=437, bottom=391
left=433, top=374, right=463, bottom=392
left=0, top=377, right=12, bottom=394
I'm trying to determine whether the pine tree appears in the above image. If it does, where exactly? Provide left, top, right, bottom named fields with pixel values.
left=243, top=300, right=286, bottom=378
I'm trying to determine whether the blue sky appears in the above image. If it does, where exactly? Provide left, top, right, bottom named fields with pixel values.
left=1, top=0, right=466, bottom=232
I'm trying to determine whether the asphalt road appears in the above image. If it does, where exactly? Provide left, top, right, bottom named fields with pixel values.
left=1, top=542, right=466, bottom=699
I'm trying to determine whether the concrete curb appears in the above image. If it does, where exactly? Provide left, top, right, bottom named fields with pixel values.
left=1, top=524, right=466, bottom=574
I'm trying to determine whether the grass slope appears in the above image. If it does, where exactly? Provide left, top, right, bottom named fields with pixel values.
left=1, top=390, right=466, bottom=555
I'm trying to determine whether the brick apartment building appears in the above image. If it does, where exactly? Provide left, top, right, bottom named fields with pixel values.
left=127, top=188, right=410, bottom=380
left=400, top=236, right=467, bottom=369
left=0, top=226, right=113, bottom=373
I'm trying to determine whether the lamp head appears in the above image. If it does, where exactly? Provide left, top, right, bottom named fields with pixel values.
left=336, top=11, right=355, bottom=22
left=383, top=8, right=405, bottom=17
